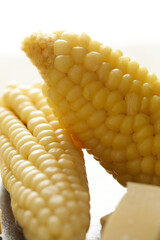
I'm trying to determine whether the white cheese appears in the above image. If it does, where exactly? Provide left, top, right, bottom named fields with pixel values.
left=102, top=182, right=160, bottom=240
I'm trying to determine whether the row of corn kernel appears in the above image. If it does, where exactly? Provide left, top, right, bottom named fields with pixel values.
left=51, top=31, right=160, bottom=92
left=24, top=31, right=159, bottom=92
left=25, top=86, right=89, bottom=187
left=3, top=86, right=89, bottom=193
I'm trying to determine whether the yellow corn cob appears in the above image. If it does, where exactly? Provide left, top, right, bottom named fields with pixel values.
left=22, top=31, right=160, bottom=187
left=0, top=85, right=90, bottom=240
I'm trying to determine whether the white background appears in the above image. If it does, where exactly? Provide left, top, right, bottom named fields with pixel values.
left=0, top=0, right=160, bottom=239
left=0, top=0, right=160, bottom=55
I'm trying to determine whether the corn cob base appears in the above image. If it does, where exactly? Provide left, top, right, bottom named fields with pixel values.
left=22, top=31, right=160, bottom=187
left=0, top=85, right=90, bottom=240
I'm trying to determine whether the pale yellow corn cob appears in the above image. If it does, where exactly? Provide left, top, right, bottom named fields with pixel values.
left=22, top=31, right=160, bottom=187
left=0, top=85, right=90, bottom=240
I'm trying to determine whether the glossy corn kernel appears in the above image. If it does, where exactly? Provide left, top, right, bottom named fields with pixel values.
left=22, top=31, right=160, bottom=187
left=0, top=85, right=90, bottom=240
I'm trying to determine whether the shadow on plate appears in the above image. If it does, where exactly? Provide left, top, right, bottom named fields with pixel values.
left=0, top=183, right=25, bottom=240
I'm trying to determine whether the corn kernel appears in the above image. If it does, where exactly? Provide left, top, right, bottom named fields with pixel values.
left=129, top=80, right=142, bottom=94
left=126, top=160, right=141, bottom=175
left=66, top=86, right=82, bottom=102
left=141, top=82, right=154, bottom=97
left=149, top=95, right=160, bottom=113
left=135, top=174, right=152, bottom=185
left=68, top=65, right=85, bottom=84
left=72, top=121, right=88, bottom=133
left=71, top=46, right=87, bottom=64
left=111, top=149, right=126, bottom=163
left=127, top=60, right=139, bottom=76
left=137, top=137, right=153, bottom=156
left=113, top=163, right=126, bottom=175
left=93, top=124, right=107, bottom=138
left=70, top=97, right=86, bottom=111
left=139, top=97, right=149, bottom=114
left=119, top=74, right=133, bottom=95
left=133, top=113, right=150, bottom=132
left=96, top=62, right=112, bottom=82
left=112, top=134, right=132, bottom=150
left=78, top=32, right=91, bottom=48
left=136, top=66, right=148, bottom=82
left=141, top=155, right=155, bottom=175
left=106, top=69, right=123, bottom=90
left=101, top=131, right=116, bottom=148
left=83, top=81, right=102, bottom=100
left=109, top=50, right=121, bottom=68
left=56, top=77, right=73, bottom=95
left=120, top=115, right=133, bottom=135
left=92, top=88, right=109, bottom=109
left=88, top=40, right=101, bottom=52
left=61, top=32, right=78, bottom=46
left=126, top=93, right=141, bottom=115
left=99, top=45, right=112, bottom=62
left=48, top=215, right=61, bottom=236
left=126, top=143, right=140, bottom=161
left=109, top=100, right=126, bottom=115
left=54, top=39, right=72, bottom=56
left=58, top=99, right=70, bottom=114
left=54, top=55, right=73, bottom=73
left=106, top=115, right=124, bottom=131
left=104, top=91, right=123, bottom=111
left=117, top=56, right=130, bottom=73
left=147, top=72, right=157, bottom=85
left=133, top=125, right=153, bottom=143
left=81, top=71, right=97, bottom=88
left=87, top=110, right=106, bottom=128
left=46, top=69, right=65, bottom=86
left=76, top=102, right=95, bottom=119
left=84, top=51, right=102, bottom=71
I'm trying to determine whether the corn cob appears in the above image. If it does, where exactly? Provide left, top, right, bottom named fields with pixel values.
left=22, top=31, right=160, bottom=187
left=0, top=85, right=90, bottom=240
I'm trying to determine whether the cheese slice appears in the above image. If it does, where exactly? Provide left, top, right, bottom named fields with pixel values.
left=101, top=182, right=160, bottom=240
left=101, top=213, right=112, bottom=229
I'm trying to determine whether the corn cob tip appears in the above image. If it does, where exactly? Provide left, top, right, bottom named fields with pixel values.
left=22, top=32, right=58, bottom=75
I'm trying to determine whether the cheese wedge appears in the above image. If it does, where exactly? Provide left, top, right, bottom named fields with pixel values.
left=100, top=213, right=112, bottom=231
left=101, top=182, right=160, bottom=240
